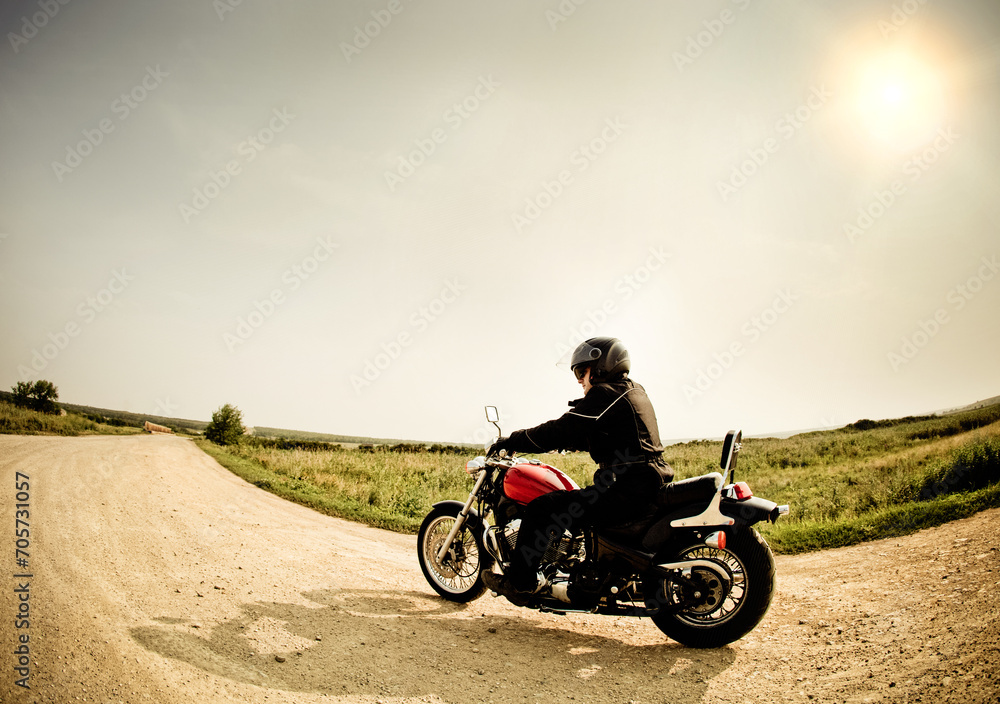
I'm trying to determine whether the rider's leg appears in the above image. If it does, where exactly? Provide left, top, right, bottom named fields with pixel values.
left=508, top=489, right=584, bottom=591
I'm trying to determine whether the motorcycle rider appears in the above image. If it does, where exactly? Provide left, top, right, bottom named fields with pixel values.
left=482, top=337, right=673, bottom=600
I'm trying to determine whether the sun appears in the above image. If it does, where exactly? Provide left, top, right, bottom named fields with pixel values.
left=852, top=50, right=947, bottom=152
left=881, top=82, right=904, bottom=104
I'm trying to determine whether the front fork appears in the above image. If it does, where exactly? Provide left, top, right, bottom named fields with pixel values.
left=435, top=469, right=488, bottom=562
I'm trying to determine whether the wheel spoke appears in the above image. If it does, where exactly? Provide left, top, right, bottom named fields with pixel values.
left=671, top=545, right=746, bottom=627
left=422, top=516, right=480, bottom=594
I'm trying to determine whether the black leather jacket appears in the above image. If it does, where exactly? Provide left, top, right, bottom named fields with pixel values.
left=503, top=376, right=673, bottom=483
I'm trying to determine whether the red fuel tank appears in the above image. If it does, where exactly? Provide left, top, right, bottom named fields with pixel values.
left=503, top=461, right=580, bottom=505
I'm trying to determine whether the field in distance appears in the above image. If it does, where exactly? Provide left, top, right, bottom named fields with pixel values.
left=0, top=390, right=460, bottom=448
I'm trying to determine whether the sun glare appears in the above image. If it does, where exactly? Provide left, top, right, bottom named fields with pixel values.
left=882, top=83, right=904, bottom=104
left=853, top=51, right=947, bottom=152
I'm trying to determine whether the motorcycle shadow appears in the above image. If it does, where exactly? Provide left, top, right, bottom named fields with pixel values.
left=132, top=588, right=736, bottom=702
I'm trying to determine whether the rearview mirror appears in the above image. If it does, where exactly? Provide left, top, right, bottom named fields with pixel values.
left=484, top=405, right=502, bottom=446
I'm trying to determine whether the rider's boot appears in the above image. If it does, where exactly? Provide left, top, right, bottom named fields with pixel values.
left=482, top=569, right=543, bottom=605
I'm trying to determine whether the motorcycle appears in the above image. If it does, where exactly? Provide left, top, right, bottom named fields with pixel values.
left=417, top=406, right=790, bottom=648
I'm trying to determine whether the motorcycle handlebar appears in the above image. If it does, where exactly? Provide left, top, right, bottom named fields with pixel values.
left=481, top=452, right=517, bottom=467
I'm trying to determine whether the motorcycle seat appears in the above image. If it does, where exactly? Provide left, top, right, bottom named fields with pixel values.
left=597, top=474, right=723, bottom=545
left=657, top=472, right=722, bottom=510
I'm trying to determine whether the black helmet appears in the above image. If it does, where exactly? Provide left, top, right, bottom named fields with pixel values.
left=570, top=337, right=630, bottom=382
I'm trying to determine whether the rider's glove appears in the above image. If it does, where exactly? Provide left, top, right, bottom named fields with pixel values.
left=488, top=437, right=512, bottom=457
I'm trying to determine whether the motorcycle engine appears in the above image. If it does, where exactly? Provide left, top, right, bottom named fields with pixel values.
left=485, top=519, right=521, bottom=564
left=543, top=529, right=581, bottom=564
left=502, top=519, right=520, bottom=556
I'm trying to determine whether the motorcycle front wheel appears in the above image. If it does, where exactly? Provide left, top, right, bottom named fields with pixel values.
left=644, top=527, right=776, bottom=648
left=417, top=505, right=488, bottom=602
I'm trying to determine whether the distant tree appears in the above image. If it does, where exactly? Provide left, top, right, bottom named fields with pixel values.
left=204, top=403, right=246, bottom=445
left=10, top=380, right=60, bottom=414
left=10, top=382, right=31, bottom=408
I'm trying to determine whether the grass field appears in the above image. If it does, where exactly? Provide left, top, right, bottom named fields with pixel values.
left=198, top=403, right=1000, bottom=554
left=0, top=399, right=144, bottom=436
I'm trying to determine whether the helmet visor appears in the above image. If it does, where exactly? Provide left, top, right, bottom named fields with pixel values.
left=556, top=341, right=603, bottom=375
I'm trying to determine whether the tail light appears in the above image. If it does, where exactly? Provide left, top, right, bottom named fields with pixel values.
left=732, top=481, right=753, bottom=500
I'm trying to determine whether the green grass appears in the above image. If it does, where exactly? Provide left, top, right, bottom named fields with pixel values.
left=663, top=406, right=1000, bottom=553
left=0, top=390, right=208, bottom=435
left=760, top=481, right=1000, bottom=554
left=197, top=403, right=1000, bottom=554
left=195, top=438, right=513, bottom=532
left=0, top=400, right=143, bottom=436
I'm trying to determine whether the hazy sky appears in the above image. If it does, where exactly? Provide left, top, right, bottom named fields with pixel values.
left=2, top=0, right=998, bottom=444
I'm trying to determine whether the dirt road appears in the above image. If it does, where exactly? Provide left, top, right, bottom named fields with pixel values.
left=1, top=435, right=997, bottom=703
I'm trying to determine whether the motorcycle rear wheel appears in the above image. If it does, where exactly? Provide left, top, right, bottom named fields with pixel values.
left=417, top=505, right=488, bottom=602
left=645, top=527, right=776, bottom=648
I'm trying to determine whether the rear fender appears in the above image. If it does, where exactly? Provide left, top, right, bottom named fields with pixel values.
left=642, top=526, right=729, bottom=558
left=720, top=496, right=779, bottom=527
left=640, top=507, right=705, bottom=553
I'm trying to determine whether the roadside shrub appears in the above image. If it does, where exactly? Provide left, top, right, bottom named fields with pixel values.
left=908, top=423, right=963, bottom=440
left=82, top=413, right=141, bottom=428
left=914, top=438, right=1000, bottom=500
left=244, top=436, right=342, bottom=452
left=204, top=403, right=246, bottom=446
left=846, top=415, right=934, bottom=431
left=886, top=437, right=1000, bottom=504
